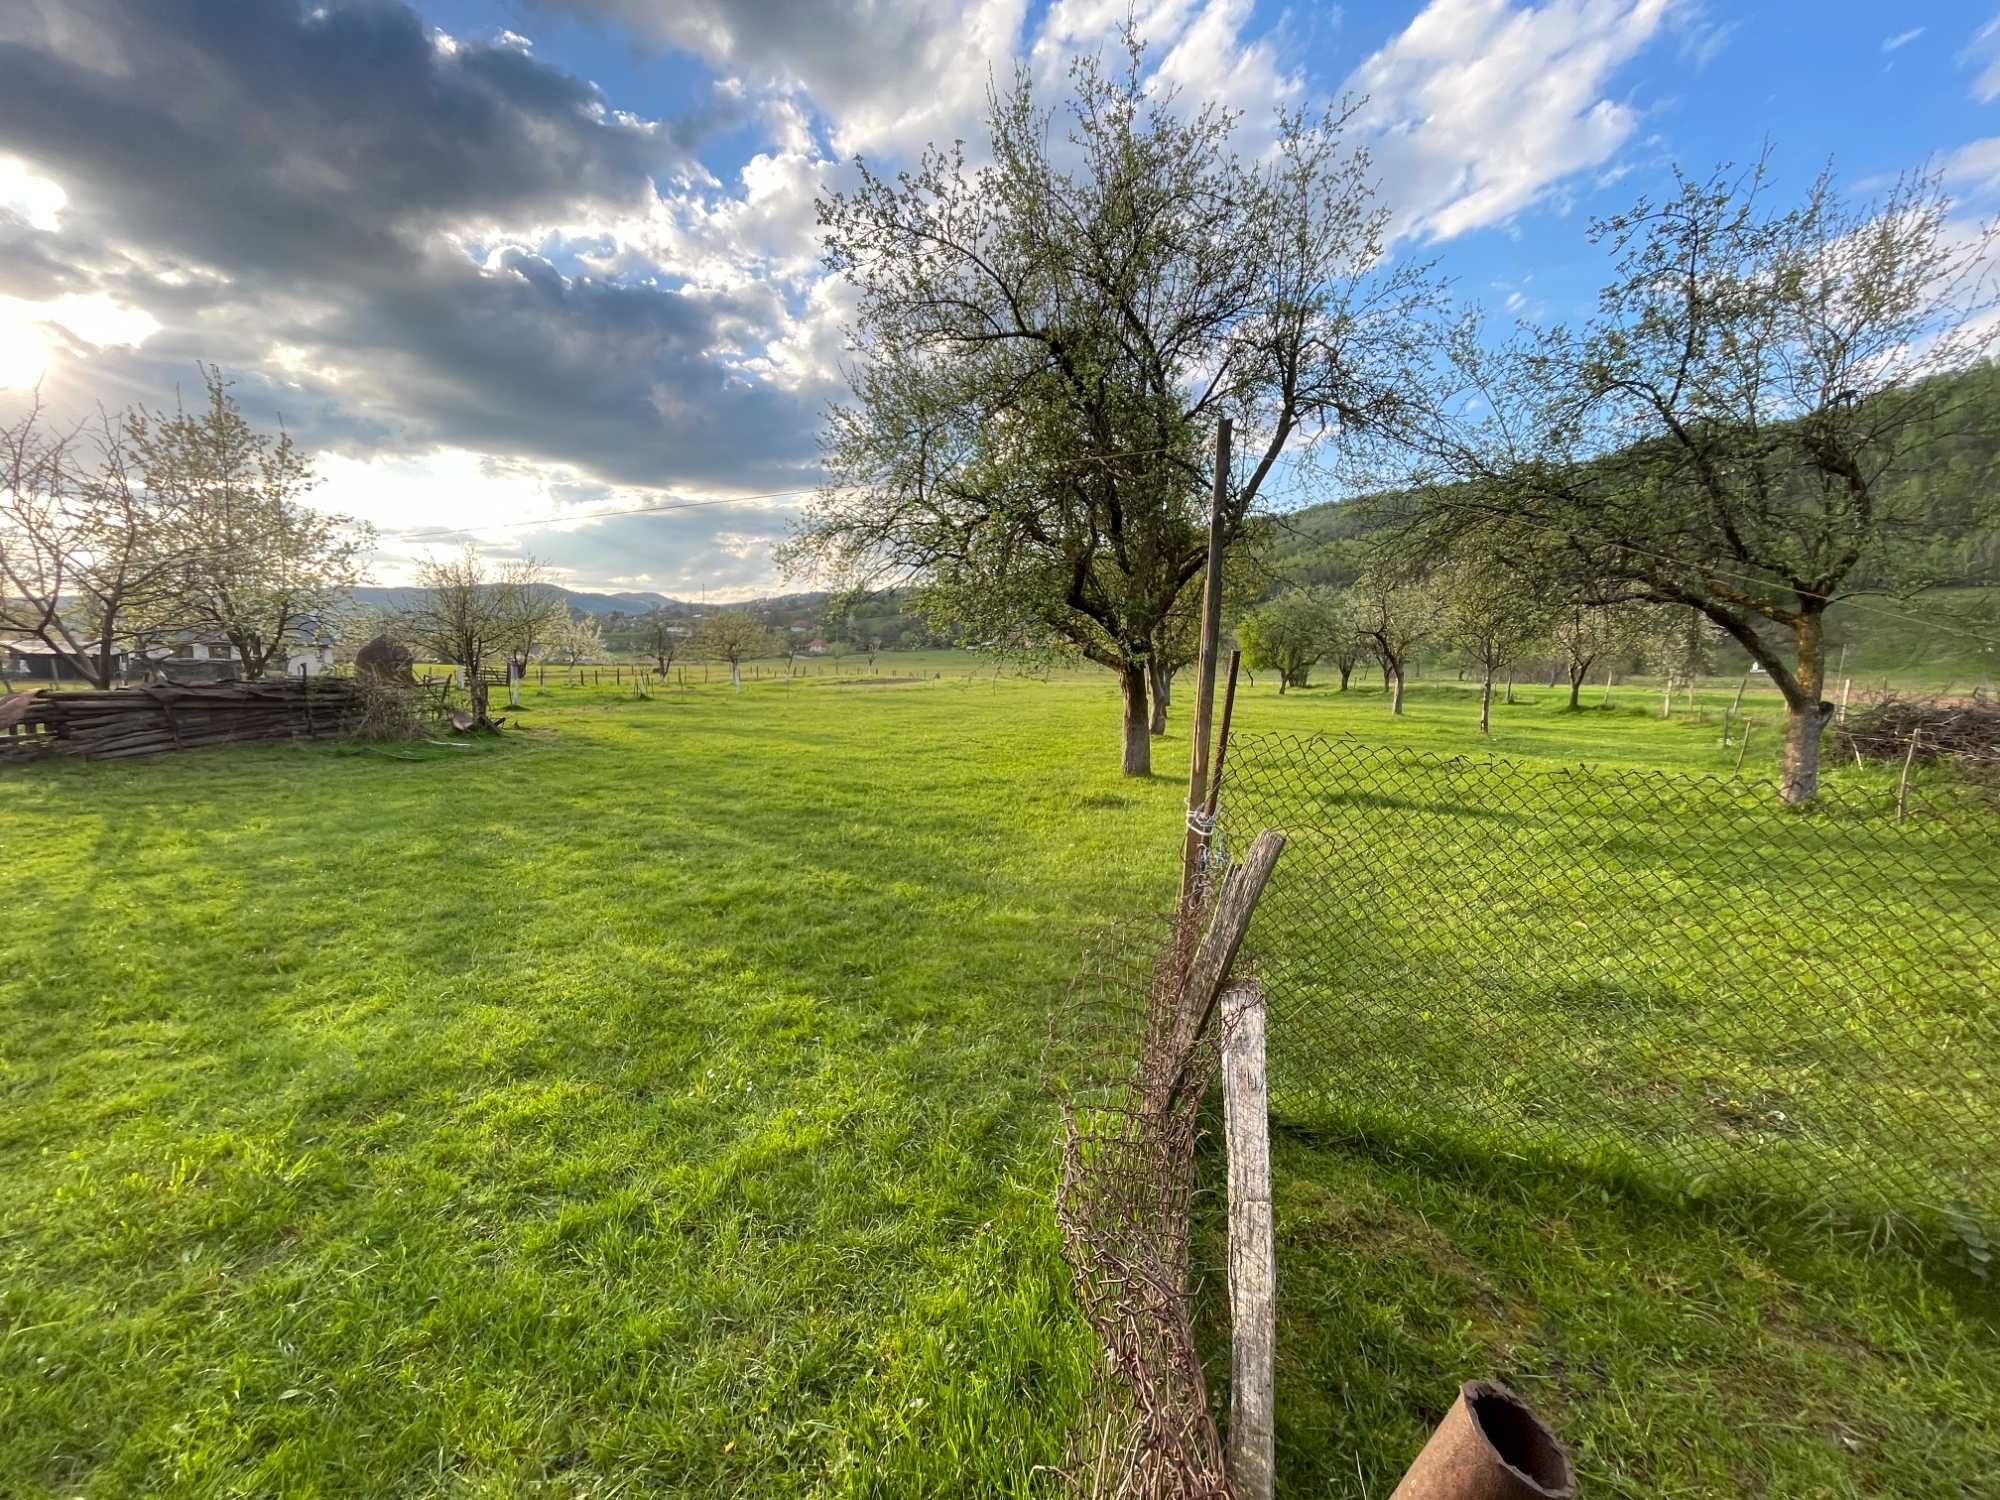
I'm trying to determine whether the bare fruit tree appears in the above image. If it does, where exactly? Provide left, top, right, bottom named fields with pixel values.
left=640, top=609, right=683, bottom=677
left=400, top=547, right=563, bottom=722
left=1440, top=559, right=1546, bottom=735
left=1353, top=567, right=1442, bottom=716
left=692, top=610, right=776, bottom=693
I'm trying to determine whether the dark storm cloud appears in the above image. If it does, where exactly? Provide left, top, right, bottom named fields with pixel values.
left=0, top=0, right=821, bottom=493
left=0, top=0, right=680, bottom=275
left=531, top=0, right=956, bottom=112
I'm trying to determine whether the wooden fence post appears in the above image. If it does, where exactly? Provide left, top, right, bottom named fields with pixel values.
left=1222, top=978, right=1275, bottom=1500
left=1734, top=723, right=1753, bottom=776
left=1898, top=730, right=1920, bottom=822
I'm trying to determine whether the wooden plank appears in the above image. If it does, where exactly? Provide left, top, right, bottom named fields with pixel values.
left=1222, top=978, right=1275, bottom=1500
left=1180, top=829, right=1283, bottom=1045
left=1159, top=828, right=1285, bottom=1111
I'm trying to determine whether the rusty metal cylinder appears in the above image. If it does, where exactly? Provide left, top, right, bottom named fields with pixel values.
left=1388, top=1381, right=1576, bottom=1500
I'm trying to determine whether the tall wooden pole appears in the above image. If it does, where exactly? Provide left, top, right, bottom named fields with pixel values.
left=1180, top=417, right=1232, bottom=909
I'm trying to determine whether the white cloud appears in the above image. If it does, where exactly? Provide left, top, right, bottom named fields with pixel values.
left=1674, top=6, right=1739, bottom=71
left=1966, top=14, right=2000, bottom=103
left=538, top=0, right=1031, bottom=159
left=1345, top=0, right=1671, bottom=243
left=320, top=445, right=798, bottom=597
left=1882, top=27, right=1924, bottom=54
left=1941, top=136, right=2000, bottom=197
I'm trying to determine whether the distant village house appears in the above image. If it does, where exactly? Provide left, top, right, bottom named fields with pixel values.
left=3, top=629, right=335, bottom=684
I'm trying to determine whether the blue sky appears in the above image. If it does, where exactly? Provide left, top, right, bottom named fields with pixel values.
left=3, top=1, right=1998, bottom=598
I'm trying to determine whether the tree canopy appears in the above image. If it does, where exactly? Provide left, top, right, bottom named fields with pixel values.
left=783, top=30, right=1438, bottom=773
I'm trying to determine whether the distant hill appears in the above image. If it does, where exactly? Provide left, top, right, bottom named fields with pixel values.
left=349, top=585, right=681, bottom=618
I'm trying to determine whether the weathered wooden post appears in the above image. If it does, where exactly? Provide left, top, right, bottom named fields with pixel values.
left=1222, top=977, right=1275, bottom=1500
left=1180, top=416, right=1232, bottom=912
left=1734, top=722, right=1753, bottom=776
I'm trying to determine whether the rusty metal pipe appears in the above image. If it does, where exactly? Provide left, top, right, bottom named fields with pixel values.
left=1388, top=1381, right=1575, bottom=1500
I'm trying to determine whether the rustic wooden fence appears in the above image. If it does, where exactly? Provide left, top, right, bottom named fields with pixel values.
left=0, top=679, right=359, bottom=762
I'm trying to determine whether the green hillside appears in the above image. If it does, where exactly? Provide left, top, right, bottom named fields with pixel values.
left=1251, top=362, right=2000, bottom=691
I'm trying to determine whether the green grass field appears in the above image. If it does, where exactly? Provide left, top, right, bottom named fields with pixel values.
left=3, top=667, right=1996, bottom=1497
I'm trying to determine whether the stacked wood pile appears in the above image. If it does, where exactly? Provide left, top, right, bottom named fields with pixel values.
left=1838, top=690, right=2000, bottom=764
left=0, top=691, right=57, bottom=760
left=3, top=678, right=360, bottom=761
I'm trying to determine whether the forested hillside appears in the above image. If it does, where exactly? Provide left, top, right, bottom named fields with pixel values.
left=1251, top=362, right=2000, bottom=685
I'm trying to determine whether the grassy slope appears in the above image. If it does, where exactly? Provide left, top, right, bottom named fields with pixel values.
left=2, top=670, right=1995, bottom=1497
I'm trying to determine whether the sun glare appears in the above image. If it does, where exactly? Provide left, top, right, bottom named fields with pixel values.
left=0, top=313, right=49, bottom=391
left=0, top=294, right=162, bottom=392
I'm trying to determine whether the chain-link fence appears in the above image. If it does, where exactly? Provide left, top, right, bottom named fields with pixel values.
left=1214, top=733, right=2000, bottom=1237
left=1044, top=879, right=1245, bottom=1499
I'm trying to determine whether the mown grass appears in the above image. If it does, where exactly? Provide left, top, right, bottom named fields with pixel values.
left=3, top=668, right=1996, bottom=1497
left=1218, top=731, right=2000, bottom=1227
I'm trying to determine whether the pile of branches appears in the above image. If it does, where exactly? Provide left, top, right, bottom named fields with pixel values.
left=32, top=678, right=360, bottom=760
left=1838, top=691, right=2000, bottom=766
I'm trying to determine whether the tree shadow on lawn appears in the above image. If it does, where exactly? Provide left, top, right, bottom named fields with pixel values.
left=1185, top=1112, right=2000, bottom=1499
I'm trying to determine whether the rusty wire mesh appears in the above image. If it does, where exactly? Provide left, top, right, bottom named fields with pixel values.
left=1044, top=858, right=1249, bottom=1500
left=1214, top=732, right=2000, bottom=1237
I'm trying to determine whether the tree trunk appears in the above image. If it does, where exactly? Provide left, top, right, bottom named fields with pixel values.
left=1480, top=668, right=1494, bottom=735
left=1780, top=701, right=1833, bottom=803
left=730, top=659, right=742, bottom=694
left=1568, top=663, right=1584, bottom=710
left=1338, top=663, right=1352, bottom=691
left=1390, top=661, right=1407, bottom=716
left=1120, top=661, right=1152, bottom=776
left=1380, top=657, right=1391, bottom=692
left=1504, top=668, right=1515, bottom=706
left=1778, top=614, right=1832, bottom=804
left=1148, top=657, right=1170, bottom=735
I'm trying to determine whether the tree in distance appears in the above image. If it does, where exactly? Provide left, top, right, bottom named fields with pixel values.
left=693, top=610, right=778, bottom=693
